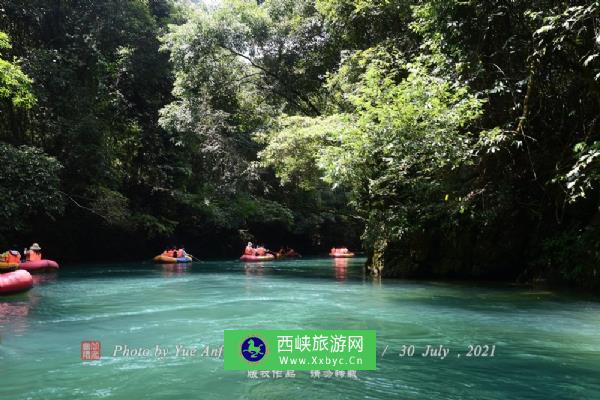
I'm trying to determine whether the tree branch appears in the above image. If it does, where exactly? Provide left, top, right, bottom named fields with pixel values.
left=219, top=45, right=321, bottom=116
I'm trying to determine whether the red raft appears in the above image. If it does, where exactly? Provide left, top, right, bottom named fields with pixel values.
left=240, top=254, right=275, bottom=262
left=0, top=270, right=33, bottom=295
left=19, top=259, right=59, bottom=273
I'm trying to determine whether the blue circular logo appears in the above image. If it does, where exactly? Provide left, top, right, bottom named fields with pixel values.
left=241, top=336, right=266, bottom=362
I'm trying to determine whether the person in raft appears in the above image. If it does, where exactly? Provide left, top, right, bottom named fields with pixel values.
left=331, top=247, right=349, bottom=254
left=176, top=246, right=188, bottom=258
left=277, top=246, right=301, bottom=258
left=24, top=243, right=43, bottom=261
left=243, top=243, right=271, bottom=256
left=277, top=246, right=287, bottom=258
left=1, top=245, right=22, bottom=264
left=160, top=246, right=176, bottom=258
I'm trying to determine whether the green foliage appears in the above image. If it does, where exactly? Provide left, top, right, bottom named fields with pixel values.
left=155, top=0, right=358, bottom=249
left=261, top=47, right=484, bottom=247
left=0, top=0, right=597, bottom=282
left=87, top=186, right=131, bottom=227
left=256, top=115, right=346, bottom=190
left=0, top=0, right=362, bottom=257
left=0, top=144, right=63, bottom=232
left=0, top=0, right=192, bottom=252
left=564, top=141, right=600, bottom=202
left=316, top=0, right=413, bottom=48
left=0, top=31, right=10, bottom=50
left=261, top=0, right=600, bottom=286
left=541, top=227, right=600, bottom=287
left=0, top=31, right=35, bottom=108
left=131, top=213, right=178, bottom=239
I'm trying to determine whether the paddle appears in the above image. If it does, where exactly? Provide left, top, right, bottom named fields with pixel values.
left=188, top=254, right=202, bottom=262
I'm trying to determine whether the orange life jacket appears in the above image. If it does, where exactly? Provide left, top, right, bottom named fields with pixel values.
left=244, top=246, right=254, bottom=255
left=27, top=251, right=42, bottom=261
left=7, top=251, right=20, bottom=264
left=256, top=247, right=266, bottom=256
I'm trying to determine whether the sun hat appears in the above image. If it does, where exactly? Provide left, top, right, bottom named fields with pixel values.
left=30, top=243, right=42, bottom=251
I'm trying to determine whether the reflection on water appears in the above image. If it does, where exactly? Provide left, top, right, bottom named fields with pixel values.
left=160, top=263, right=191, bottom=277
left=0, top=301, right=31, bottom=335
left=31, top=273, right=58, bottom=286
left=0, top=293, right=41, bottom=336
left=1, top=272, right=55, bottom=336
left=244, top=262, right=265, bottom=276
left=333, top=257, right=348, bottom=281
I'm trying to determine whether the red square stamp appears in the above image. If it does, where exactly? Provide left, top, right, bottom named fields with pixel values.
left=81, top=340, right=101, bottom=361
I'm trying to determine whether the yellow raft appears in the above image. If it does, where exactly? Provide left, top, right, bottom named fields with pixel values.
left=0, top=262, right=19, bottom=272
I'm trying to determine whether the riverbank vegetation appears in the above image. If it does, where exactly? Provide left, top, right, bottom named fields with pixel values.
left=0, top=0, right=598, bottom=288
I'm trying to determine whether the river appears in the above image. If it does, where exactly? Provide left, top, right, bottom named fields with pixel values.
left=0, top=258, right=599, bottom=399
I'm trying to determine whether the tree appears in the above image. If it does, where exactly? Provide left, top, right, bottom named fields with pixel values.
left=0, top=32, right=62, bottom=240
left=262, top=0, right=600, bottom=286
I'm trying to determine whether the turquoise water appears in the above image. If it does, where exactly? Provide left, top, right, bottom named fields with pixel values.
left=1, top=258, right=599, bottom=399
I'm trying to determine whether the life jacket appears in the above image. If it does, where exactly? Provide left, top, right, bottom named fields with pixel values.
left=256, top=247, right=266, bottom=256
left=244, top=246, right=254, bottom=255
left=27, top=251, right=42, bottom=262
left=7, top=251, right=21, bottom=264
left=331, top=248, right=337, bottom=254
left=177, top=249, right=184, bottom=258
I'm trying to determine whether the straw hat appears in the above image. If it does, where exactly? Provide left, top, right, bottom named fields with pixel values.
left=30, top=243, right=42, bottom=251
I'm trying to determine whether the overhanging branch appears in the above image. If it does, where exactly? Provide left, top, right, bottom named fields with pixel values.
left=219, top=44, right=321, bottom=116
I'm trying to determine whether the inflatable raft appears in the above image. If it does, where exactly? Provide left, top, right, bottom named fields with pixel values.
left=329, top=252, right=355, bottom=258
left=0, top=262, right=19, bottom=273
left=0, top=270, right=33, bottom=295
left=153, top=255, right=192, bottom=264
left=19, top=259, right=59, bottom=273
left=240, top=254, right=275, bottom=262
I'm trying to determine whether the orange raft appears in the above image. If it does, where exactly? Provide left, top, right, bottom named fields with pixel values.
left=329, top=252, right=355, bottom=258
left=0, top=270, right=33, bottom=295
left=154, top=255, right=192, bottom=264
